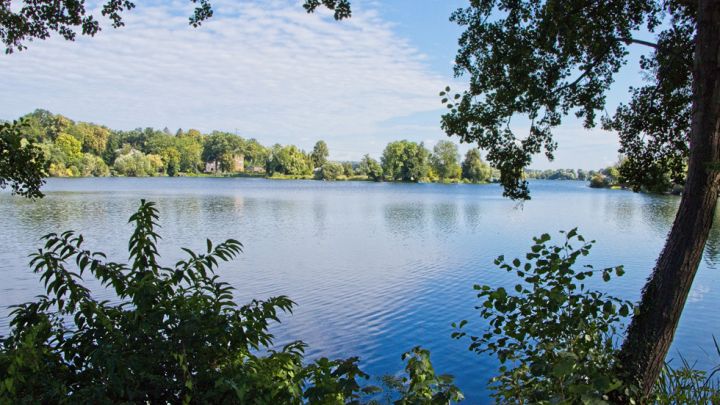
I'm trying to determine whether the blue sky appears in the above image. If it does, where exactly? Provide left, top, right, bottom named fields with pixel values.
left=0, top=0, right=654, bottom=169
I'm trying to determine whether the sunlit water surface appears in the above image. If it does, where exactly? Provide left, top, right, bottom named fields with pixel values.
left=2, top=178, right=719, bottom=403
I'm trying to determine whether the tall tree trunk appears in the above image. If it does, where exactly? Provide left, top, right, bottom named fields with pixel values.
left=617, top=0, right=720, bottom=398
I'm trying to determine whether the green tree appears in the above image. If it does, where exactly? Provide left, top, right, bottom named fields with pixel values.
left=0, top=121, right=46, bottom=198
left=431, top=140, right=461, bottom=180
left=55, top=133, right=83, bottom=164
left=176, top=133, right=203, bottom=173
left=453, top=230, right=634, bottom=402
left=267, top=145, right=312, bottom=176
left=242, top=139, right=269, bottom=169
left=381, top=140, right=429, bottom=182
left=78, top=154, right=110, bottom=177
left=113, top=149, right=162, bottom=177
left=318, top=161, right=344, bottom=181
left=577, top=169, right=588, bottom=181
left=202, top=132, right=243, bottom=173
left=341, top=161, right=354, bottom=177
left=359, top=154, right=383, bottom=181
left=441, top=0, right=719, bottom=396
left=67, top=122, right=110, bottom=155
left=310, top=140, right=329, bottom=169
left=161, top=147, right=181, bottom=177
left=461, top=149, right=492, bottom=183
left=17, top=109, right=56, bottom=142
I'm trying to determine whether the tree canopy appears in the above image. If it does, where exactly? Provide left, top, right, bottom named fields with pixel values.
left=381, top=140, right=430, bottom=182
left=461, top=149, right=492, bottom=184
left=0, top=0, right=351, bottom=53
left=431, top=140, right=461, bottom=180
left=441, top=0, right=693, bottom=200
left=0, top=121, right=46, bottom=198
left=311, top=140, right=330, bottom=169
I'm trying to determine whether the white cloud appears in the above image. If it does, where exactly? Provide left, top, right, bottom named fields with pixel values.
left=0, top=0, right=630, bottom=168
left=0, top=0, right=447, bottom=159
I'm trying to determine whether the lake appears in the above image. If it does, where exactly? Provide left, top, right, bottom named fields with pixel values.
left=1, top=178, right=718, bottom=403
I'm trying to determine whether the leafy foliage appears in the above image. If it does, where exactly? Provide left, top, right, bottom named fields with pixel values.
left=0, top=200, right=380, bottom=403
left=1, top=0, right=351, bottom=53
left=202, top=131, right=243, bottom=172
left=441, top=1, right=692, bottom=199
left=381, top=140, right=430, bottom=182
left=453, top=229, right=636, bottom=403
left=359, top=154, right=383, bottom=181
left=113, top=149, right=164, bottom=176
left=303, top=0, right=352, bottom=20
left=266, top=144, right=313, bottom=176
left=0, top=120, right=46, bottom=198
left=380, top=347, right=464, bottom=405
left=431, top=140, right=461, bottom=181
left=311, top=140, right=330, bottom=169
left=460, top=149, right=492, bottom=184
left=11, top=109, right=507, bottom=185
left=319, top=161, right=344, bottom=181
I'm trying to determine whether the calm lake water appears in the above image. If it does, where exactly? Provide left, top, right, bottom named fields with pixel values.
left=1, top=178, right=719, bottom=403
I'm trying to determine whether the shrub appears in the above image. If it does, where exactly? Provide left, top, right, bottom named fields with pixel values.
left=0, top=200, right=461, bottom=404
left=376, top=347, right=463, bottom=404
left=0, top=201, right=378, bottom=403
left=589, top=173, right=610, bottom=188
left=113, top=149, right=162, bottom=176
left=359, top=154, right=383, bottom=182
left=319, top=161, right=344, bottom=181
left=452, top=229, right=636, bottom=403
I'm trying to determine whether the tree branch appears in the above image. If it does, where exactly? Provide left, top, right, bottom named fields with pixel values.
left=613, top=37, right=660, bottom=49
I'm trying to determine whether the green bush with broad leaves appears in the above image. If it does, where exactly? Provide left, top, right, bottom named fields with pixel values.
left=0, top=200, right=462, bottom=404
left=374, top=347, right=464, bottom=405
left=452, top=229, right=637, bottom=404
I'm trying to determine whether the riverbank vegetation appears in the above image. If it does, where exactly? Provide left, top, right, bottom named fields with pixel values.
left=588, top=159, right=685, bottom=195
left=5, top=110, right=497, bottom=185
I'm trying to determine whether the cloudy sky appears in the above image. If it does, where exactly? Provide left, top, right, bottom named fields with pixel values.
left=1, top=0, right=650, bottom=169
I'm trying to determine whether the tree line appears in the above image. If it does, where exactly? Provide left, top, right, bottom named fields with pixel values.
left=9, top=109, right=654, bottom=189
left=8, top=110, right=496, bottom=184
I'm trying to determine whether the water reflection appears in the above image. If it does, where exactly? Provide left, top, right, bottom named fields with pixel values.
left=384, top=203, right=426, bottom=236
left=463, top=203, right=483, bottom=230
left=704, top=218, right=720, bottom=267
left=313, top=198, right=327, bottom=237
left=431, top=202, right=458, bottom=236
left=606, top=198, right=637, bottom=231
left=641, top=197, right=678, bottom=233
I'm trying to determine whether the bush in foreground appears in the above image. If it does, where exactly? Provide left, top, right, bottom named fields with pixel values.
left=454, top=229, right=720, bottom=404
left=0, top=200, right=462, bottom=404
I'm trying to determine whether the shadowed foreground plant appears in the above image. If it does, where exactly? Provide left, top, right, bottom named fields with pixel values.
left=373, top=347, right=463, bottom=405
left=453, top=229, right=637, bottom=403
left=0, top=200, right=382, bottom=404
